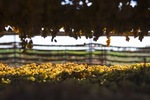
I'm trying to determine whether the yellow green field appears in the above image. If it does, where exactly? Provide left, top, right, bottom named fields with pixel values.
left=0, top=62, right=150, bottom=99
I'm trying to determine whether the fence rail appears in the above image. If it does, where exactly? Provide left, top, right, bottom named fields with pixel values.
left=0, top=42, right=150, bottom=66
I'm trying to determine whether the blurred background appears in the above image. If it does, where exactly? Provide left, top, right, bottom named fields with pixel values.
left=0, top=34, right=150, bottom=67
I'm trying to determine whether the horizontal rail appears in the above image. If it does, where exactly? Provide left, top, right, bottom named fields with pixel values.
left=0, top=42, right=150, bottom=65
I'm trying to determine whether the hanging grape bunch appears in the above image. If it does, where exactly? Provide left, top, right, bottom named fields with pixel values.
left=27, top=39, right=33, bottom=49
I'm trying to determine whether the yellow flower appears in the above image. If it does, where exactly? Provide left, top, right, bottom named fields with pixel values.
left=1, top=78, right=11, bottom=84
left=29, top=76, right=35, bottom=81
left=0, top=71, right=3, bottom=75
left=43, top=80, right=46, bottom=82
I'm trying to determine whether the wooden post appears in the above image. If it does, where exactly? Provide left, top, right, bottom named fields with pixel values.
left=89, top=39, right=93, bottom=65
left=13, top=35, right=16, bottom=67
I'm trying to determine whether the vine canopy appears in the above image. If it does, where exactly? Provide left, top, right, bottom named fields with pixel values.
left=0, top=0, right=150, bottom=46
